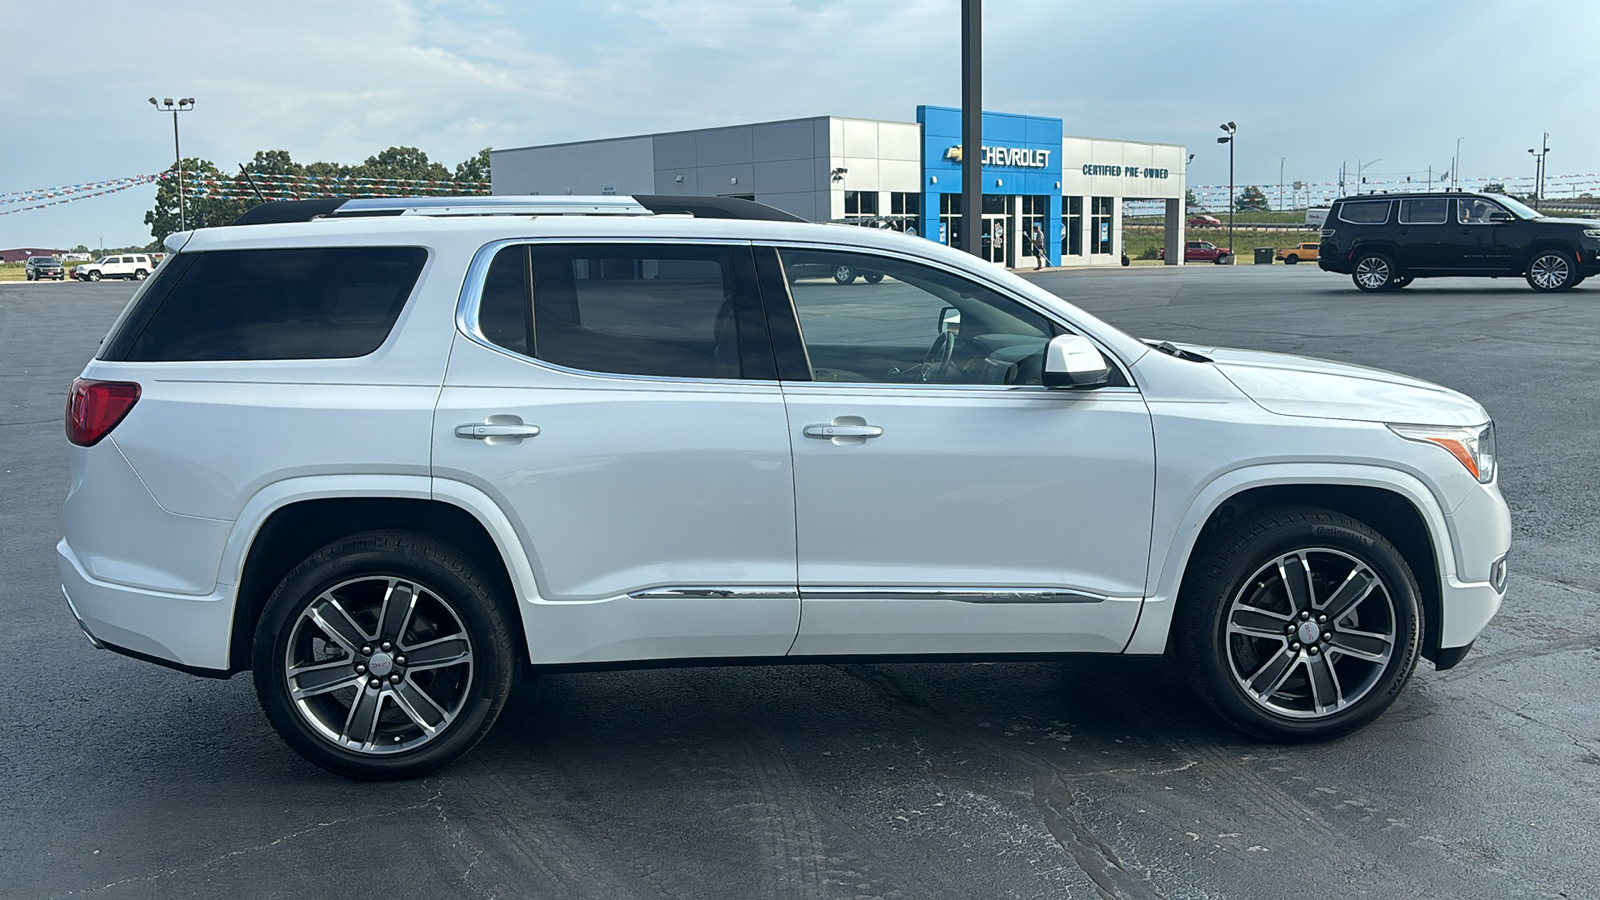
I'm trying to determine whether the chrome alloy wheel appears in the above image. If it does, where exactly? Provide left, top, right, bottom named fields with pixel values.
left=1354, top=256, right=1391, bottom=290
left=284, top=576, right=474, bottom=754
left=1529, top=253, right=1570, bottom=290
left=1224, top=548, right=1397, bottom=719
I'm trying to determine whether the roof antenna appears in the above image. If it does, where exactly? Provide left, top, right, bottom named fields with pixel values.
left=238, top=164, right=268, bottom=204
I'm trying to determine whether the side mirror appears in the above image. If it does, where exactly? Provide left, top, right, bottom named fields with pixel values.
left=1487, top=211, right=1514, bottom=223
left=938, top=307, right=962, bottom=335
left=1042, top=334, right=1110, bottom=388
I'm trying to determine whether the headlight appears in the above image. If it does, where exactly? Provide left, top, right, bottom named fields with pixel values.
left=1584, top=228, right=1600, bottom=239
left=1388, top=421, right=1496, bottom=483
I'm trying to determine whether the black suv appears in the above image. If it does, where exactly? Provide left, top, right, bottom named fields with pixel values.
left=1318, top=192, right=1600, bottom=292
left=24, top=256, right=65, bottom=281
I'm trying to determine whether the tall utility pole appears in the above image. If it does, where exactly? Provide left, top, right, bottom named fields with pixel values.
left=1217, top=122, right=1236, bottom=256
left=960, top=0, right=982, bottom=258
left=149, top=97, right=196, bottom=231
left=1279, top=157, right=1285, bottom=211
left=1453, top=136, right=1464, bottom=191
left=1527, top=133, right=1550, bottom=202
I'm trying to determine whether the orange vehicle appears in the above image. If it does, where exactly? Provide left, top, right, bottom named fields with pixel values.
left=1276, top=241, right=1320, bottom=264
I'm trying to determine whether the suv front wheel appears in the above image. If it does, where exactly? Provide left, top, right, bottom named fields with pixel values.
left=252, top=530, right=515, bottom=779
left=1351, top=252, right=1395, bottom=291
left=1526, top=250, right=1577, bottom=292
left=1175, top=507, right=1422, bottom=741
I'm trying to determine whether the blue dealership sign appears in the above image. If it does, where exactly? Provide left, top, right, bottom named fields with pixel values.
left=918, top=105, right=1064, bottom=264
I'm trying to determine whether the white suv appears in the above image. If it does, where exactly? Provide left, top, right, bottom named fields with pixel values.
left=76, top=254, right=155, bottom=281
left=60, top=195, right=1510, bottom=779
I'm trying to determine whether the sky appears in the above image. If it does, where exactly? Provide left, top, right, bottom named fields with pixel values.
left=4, top=0, right=1597, bottom=250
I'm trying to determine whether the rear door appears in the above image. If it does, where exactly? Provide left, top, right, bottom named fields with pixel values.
left=1395, top=197, right=1453, bottom=271
left=433, top=240, right=800, bottom=665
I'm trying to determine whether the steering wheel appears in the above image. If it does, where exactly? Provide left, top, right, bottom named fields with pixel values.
left=920, top=331, right=957, bottom=383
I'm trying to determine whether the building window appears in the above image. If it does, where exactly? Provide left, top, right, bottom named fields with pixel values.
left=1091, top=196, right=1113, bottom=255
left=1061, top=196, right=1083, bottom=257
left=939, top=193, right=963, bottom=247
left=885, top=192, right=920, bottom=234
left=844, top=191, right=879, bottom=218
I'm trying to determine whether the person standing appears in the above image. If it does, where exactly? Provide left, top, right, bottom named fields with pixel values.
left=1031, top=224, right=1047, bottom=270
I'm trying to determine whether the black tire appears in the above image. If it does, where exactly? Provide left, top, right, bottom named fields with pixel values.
left=88, top=270, right=101, bottom=281
left=832, top=265, right=856, bottom=285
left=1526, top=250, right=1577, bottom=292
left=1285, top=255, right=1299, bottom=265
left=252, top=530, right=514, bottom=780
left=1214, top=254, right=1229, bottom=265
left=863, top=272, right=884, bottom=284
left=133, top=269, right=148, bottom=281
left=1174, top=507, right=1422, bottom=742
left=1351, top=252, right=1394, bottom=291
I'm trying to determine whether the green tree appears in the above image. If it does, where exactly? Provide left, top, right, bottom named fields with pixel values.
left=144, top=158, right=252, bottom=243
left=71, top=244, right=89, bottom=254
left=1234, top=185, right=1269, bottom=212
left=1185, top=187, right=1203, bottom=212
left=453, top=148, right=492, bottom=193
left=355, top=147, right=452, bottom=195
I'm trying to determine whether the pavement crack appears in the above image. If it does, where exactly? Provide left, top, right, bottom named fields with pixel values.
left=54, top=790, right=444, bottom=898
left=833, top=664, right=1169, bottom=900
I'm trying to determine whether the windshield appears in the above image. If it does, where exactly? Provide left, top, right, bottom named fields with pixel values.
left=1485, top=194, right=1540, bottom=219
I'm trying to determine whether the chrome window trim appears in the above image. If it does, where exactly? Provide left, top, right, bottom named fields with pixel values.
left=453, top=237, right=779, bottom=389
left=1397, top=198, right=1449, bottom=226
left=800, top=586, right=1110, bottom=604
left=1336, top=199, right=1393, bottom=226
left=757, top=240, right=1140, bottom=391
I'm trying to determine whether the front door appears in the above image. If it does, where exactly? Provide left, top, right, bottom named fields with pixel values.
left=434, top=241, right=799, bottom=664
left=1450, top=196, right=1524, bottom=273
left=762, top=246, right=1155, bottom=656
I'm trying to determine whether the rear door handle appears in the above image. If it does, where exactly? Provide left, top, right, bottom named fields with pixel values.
left=803, top=423, right=882, bottom=438
left=455, top=423, right=541, bottom=439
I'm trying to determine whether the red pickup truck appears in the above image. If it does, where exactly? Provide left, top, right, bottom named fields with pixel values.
left=1187, top=215, right=1223, bottom=227
left=1159, top=240, right=1232, bottom=264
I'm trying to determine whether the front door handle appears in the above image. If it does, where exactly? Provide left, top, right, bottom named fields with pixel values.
left=803, top=415, right=884, bottom=448
left=455, top=422, right=540, bottom=440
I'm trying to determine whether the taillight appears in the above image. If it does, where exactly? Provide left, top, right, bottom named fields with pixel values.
left=66, top=378, right=140, bottom=447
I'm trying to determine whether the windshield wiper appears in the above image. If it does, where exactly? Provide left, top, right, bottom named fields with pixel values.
left=1147, top=340, right=1212, bottom=363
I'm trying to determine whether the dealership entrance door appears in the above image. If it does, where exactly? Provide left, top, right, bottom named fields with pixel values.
left=981, top=215, right=1008, bottom=265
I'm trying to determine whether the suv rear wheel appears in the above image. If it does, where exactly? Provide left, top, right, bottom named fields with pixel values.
left=1352, top=252, right=1394, bottom=291
left=1526, top=250, right=1577, bottom=292
left=1175, top=507, right=1421, bottom=741
left=252, top=530, right=514, bottom=779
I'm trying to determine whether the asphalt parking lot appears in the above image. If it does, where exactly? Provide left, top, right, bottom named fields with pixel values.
left=3, top=268, right=1597, bottom=900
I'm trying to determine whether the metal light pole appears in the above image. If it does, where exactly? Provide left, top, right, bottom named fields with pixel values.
left=1217, top=122, right=1235, bottom=256
left=1453, top=136, right=1463, bottom=191
left=149, top=97, right=196, bottom=231
left=1526, top=133, right=1549, bottom=202
left=960, top=0, right=982, bottom=258
left=1279, top=157, right=1285, bottom=212
left=1357, top=158, right=1382, bottom=195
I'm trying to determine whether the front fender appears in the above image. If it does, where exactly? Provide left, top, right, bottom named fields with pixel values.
left=1124, top=463, right=1455, bottom=655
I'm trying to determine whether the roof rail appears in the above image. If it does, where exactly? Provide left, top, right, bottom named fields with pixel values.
left=231, top=194, right=807, bottom=226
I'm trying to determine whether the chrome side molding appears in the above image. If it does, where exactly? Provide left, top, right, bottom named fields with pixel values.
left=627, top=586, right=1106, bottom=604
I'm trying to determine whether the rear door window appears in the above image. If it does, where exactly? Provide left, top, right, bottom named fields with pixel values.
left=472, top=242, right=773, bottom=380
left=1399, top=198, right=1448, bottom=225
left=101, top=246, right=427, bottom=361
left=1338, top=200, right=1392, bottom=224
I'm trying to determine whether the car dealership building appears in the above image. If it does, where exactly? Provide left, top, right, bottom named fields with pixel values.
left=491, top=106, right=1190, bottom=267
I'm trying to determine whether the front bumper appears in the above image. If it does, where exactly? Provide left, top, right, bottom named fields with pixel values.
left=58, top=539, right=236, bottom=677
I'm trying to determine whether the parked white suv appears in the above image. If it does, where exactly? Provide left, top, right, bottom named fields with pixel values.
left=60, top=195, right=1510, bottom=779
left=75, top=254, right=154, bottom=281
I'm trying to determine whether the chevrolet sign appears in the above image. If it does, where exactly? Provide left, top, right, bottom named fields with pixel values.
left=944, top=145, right=1051, bottom=169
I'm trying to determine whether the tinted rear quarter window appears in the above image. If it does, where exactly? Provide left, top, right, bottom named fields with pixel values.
left=1338, top=200, right=1392, bottom=225
left=1399, top=198, right=1448, bottom=225
left=104, top=247, right=427, bottom=361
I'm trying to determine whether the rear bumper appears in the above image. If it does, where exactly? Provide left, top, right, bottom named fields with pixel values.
left=58, top=538, right=235, bottom=676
